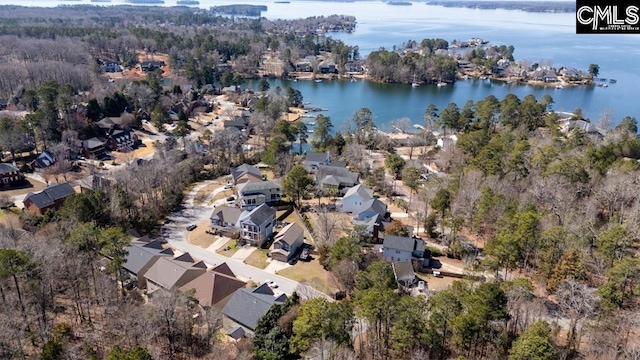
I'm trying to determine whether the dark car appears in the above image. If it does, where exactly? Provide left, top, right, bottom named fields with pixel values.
left=186, top=224, right=197, bottom=231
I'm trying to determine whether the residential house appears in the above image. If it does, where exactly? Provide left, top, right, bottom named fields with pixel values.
left=23, top=182, right=76, bottom=216
left=530, top=68, right=558, bottom=83
left=353, top=198, right=388, bottom=222
left=315, top=165, right=359, bottom=195
left=139, top=60, right=165, bottom=73
left=304, top=152, right=330, bottom=172
left=392, top=260, right=416, bottom=289
left=436, top=135, right=458, bottom=149
left=123, top=239, right=174, bottom=289
left=341, top=184, right=374, bottom=213
left=106, top=129, right=137, bottom=152
left=238, top=204, right=276, bottom=247
left=382, top=235, right=427, bottom=264
left=561, top=120, right=603, bottom=137
left=231, top=163, right=263, bottom=185
left=81, top=137, right=108, bottom=159
left=210, top=205, right=242, bottom=237
left=143, top=252, right=208, bottom=293
left=179, top=263, right=247, bottom=309
left=222, top=283, right=287, bottom=337
left=269, top=222, right=304, bottom=262
left=101, top=62, right=121, bottom=73
left=237, top=181, right=281, bottom=210
left=0, top=162, right=24, bottom=188
left=235, top=172, right=263, bottom=184
left=223, top=116, right=250, bottom=131
left=319, top=61, right=337, bottom=74
left=29, top=150, right=56, bottom=171
left=294, top=62, right=313, bottom=72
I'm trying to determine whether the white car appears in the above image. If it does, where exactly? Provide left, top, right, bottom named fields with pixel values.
left=224, top=184, right=234, bottom=189
left=265, top=280, right=278, bottom=289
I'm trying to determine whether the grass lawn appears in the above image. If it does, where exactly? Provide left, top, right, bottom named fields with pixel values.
left=217, top=239, right=240, bottom=257
left=277, top=258, right=336, bottom=295
left=244, top=248, right=269, bottom=269
left=416, top=273, right=462, bottom=292
left=280, top=211, right=314, bottom=242
left=188, top=222, right=218, bottom=248
left=208, top=189, right=235, bottom=206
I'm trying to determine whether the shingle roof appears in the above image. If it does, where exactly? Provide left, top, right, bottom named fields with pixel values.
left=179, top=268, right=247, bottom=307
left=274, top=222, right=304, bottom=246
left=316, top=165, right=358, bottom=184
left=211, top=205, right=242, bottom=225
left=305, top=152, right=329, bottom=163
left=123, top=240, right=173, bottom=275
left=356, top=198, right=387, bottom=218
left=240, top=204, right=276, bottom=226
left=212, top=263, right=235, bottom=277
left=392, top=260, right=415, bottom=281
left=82, top=137, right=104, bottom=149
left=237, top=180, right=280, bottom=194
left=0, top=163, right=19, bottom=174
left=222, top=284, right=286, bottom=330
left=232, top=163, right=261, bottom=182
left=343, top=184, right=374, bottom=200
left=383, top=235, right=424, bottom=253
left=144, top=254, right=207, bottom=290
left=24, top=183, right=75, bottom=209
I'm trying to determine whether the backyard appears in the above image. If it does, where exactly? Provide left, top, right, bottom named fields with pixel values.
left=277, top=257, right=336, bottom=295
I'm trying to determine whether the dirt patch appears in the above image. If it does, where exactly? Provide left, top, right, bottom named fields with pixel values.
left=277, top=257, right=336, bottom=295
left=417, top=273, right=465, bottom=292
left=112, top=139, right=156, bottom=164
left=244, top=248, right=269, bottom=269
left=208, top=189, right=235, bottom=206
left=187, top=221, right=218, bottom=248
left=192, top=181, right=227, bottom=206
left=217, top=238, right=239, bottom=257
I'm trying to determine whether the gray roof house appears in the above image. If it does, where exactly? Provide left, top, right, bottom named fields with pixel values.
left=304, top=152, right=330, bottom=172
left=23, top=182, right=76, bottom=216
left=382, top=235, right=427, bottom=264
left=353, top=198, right=388, bottom=222
left=315, top=165, right=359, bottom=194
left=222, top=283, right=287, bottom=336
left=144, top=252, right=207, bottom=293
left=238, top=204, right=276, bottom=247
left=269, top=222, right=305, bottom=262
left=392, top=260, right=416, bottom=289
left=123, top=239, right=174, bottom=289
left=237, top=180, right=281, bottom=210
left=210, top=205, right=242, bottom=236
left=231, top=163, right=262, bottom=184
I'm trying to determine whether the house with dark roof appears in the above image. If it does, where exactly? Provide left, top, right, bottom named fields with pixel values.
left=222, top=283, right=287, bottom=336
left=237, top=180, right=281, bottom=210
left=269, top=222, right=304, bottom=262
left=231, top=163, right=262, bottom=185
left=315, top=165, right=359, bottom=195
left=139, top=60, right=165, bottom=73
left=0, top=162, right=24, bottom=189
left=341, top=184, right=374, bottom=213
left=179, top=263, right=247, bottom=309
left=382, top=235, right=427, bottom=265
left=353, top=198, right=388, bottom=222
left=392, top=260, right=416, bottom=289
left=96, top=117, right=138, bottom=152
left=81, top=137, right=108, bottom=160
left=29, top=151, right=56, bottom=171
left=210, top=205, right=242, bottom=237
left=23, top=183, right=76, bottom=216
left=123, top=239, right=174, bottom=289
left=238, top=204, right=276, bottom=247
left=223, top=115, right=249, bottom=131
left=304, top=152, right=330, bottom=172
left=144, top=252, right=208, bottom=293
left=101, top=61, right=121, bottom=73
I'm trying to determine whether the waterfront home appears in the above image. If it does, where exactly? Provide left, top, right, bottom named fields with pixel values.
left=530, top=68, right=558, bottom=83
left=238, top=204, right=276, bottom=247
left=341, top=184, right=374, bottom=213
left=319, top=61, right=337, bottom=74
left=237, top=180, right=281, bottom=210
left=295, top=62, right=313, bottom=72
left=561, top=120, right=604, bottom=137
left=269, top=222, right=305, bottom=262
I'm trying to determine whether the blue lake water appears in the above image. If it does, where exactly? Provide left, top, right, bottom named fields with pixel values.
left=2, top=0, right=639, bottom=128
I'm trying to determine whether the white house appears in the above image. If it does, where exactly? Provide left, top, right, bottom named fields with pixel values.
left=238, top=204, right=276, bottom=247
left=382, top=235, right=426, bottom=263
left=341, top=184, right=374, bottom=213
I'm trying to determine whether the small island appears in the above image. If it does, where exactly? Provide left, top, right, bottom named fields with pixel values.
left=386, top=1, right=412, bottom=5
left=425, top=0, right=575, bottom=13
left=210, top=4, right=268, bottom=16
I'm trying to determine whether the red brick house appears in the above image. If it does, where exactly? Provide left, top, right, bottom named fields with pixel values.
left=0, top=163, right=24, bottom=189
left=23, top=183, right=76, bottom=215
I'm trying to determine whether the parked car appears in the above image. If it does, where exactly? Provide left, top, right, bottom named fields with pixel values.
left=265, top=279, right=278, bottom=288
left=186, top=224, right=197, bottom=231
left=224, top=184, right=234, bottom=189
left=288, top=257, right=298, bottom=265
left=226, top=196, right=235, bottom=203
left=300, top=247, right=310, bottom=261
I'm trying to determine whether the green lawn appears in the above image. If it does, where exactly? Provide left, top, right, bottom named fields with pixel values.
left=277, top=258, right=336, bottom=295
left=217, top=239, right=240, bottom=257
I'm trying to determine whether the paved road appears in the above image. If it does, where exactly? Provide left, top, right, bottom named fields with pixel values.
left=161, top=180, right=303, bottom=296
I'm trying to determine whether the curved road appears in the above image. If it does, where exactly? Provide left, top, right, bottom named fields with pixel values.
left=161, top=180, right=304, bottom=296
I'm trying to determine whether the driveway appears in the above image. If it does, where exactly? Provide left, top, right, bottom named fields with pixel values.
left=162, top=180, right=305, bottom=296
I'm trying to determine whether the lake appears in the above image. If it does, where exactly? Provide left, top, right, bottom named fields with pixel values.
left=1, top=0, right=639, bottom=128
